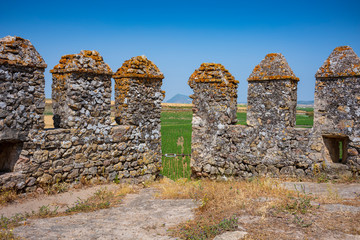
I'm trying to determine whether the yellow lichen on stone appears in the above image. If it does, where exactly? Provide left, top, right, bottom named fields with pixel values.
left=50, top=50, right=113, bottom=75
left=188, top=63, right=239, bottom=87
left=113, top=55, right=164, bottom=79
left=315, top=46, right=360, bottom=79
left=0, top=36, right=47, bottom=68
left=248, top=53, right=299, bottom=81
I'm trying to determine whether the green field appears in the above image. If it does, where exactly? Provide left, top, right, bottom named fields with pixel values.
left=295, top=114, right=314, bottom=127
left=160, top=109, right=314, bottom=180
left=160, top=111, right=192, bottom=180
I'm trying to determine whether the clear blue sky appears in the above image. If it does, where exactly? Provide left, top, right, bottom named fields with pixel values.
left=1, top=0, right=359, bottom=102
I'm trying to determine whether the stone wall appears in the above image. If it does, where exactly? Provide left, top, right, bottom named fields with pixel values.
left=313, top=46, right=360, bottom=173
left=189, top=63, right=238, bottom=175
left=1, top=35, right=359, bottom=191
left=0, top=36, right=164, bottom=192
left=247, top=53, right=299, bottom=128
left=51, top=50, right=112, bottom=129
left=0, top=36, right=46, bottom=141
left=190, top=47, right=360, bottom=180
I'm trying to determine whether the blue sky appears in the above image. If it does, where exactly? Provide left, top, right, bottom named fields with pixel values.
left=1, top=0, right=360, bottom=102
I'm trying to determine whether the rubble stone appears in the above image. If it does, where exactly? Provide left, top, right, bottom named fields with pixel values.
left=190, top=48, right=360, bottom=179
left=0, top=37, right=164, bottom=192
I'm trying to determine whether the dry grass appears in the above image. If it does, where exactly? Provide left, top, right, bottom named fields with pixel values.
left=0, top=190, right=18, bottom=206
left=44, top=115, right=53, bottom=128
left=152, top=177, right=360, bottom=240
left=113, top=183, right=138, bottom=197
left=153, top=177, right=292, bottom=214
left=152, top=178, right=297, bottom=239
left=0, top=184, right=139, bottom=237
left=64, top=185, right=137, bottom=214
left=162, top=103, right=192, bottom=108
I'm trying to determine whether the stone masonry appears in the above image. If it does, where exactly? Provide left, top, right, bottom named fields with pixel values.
left=51, top=50, right=112, bottom=129
left=190, top=48, right=360, bottom=179
left=0, top=36, right=164, bottom=192
left=189, top=63, right=238, bottom=175
left=1, top=35, right=359, bottom=191
left=113, top=56, right=165, bottom=172
left=0, top=36, right=46, bottom=174
left=0, top=36, right=46, bottom=140
left=314, top=46, right=360, bottom=172
left=247, top=53, right=299, bottom=128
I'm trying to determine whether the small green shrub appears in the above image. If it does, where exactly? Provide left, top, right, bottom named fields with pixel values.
left=179, top=216, right=239, bottom=240
left=34, top=205, right=59, bottom=218
left=285, top=185, right=315, bottom=214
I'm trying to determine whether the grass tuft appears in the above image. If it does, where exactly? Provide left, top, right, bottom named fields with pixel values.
left=0, top=190, right=18, bottom=206
left=284, top=185, right=315, bottom=214
left=153, top=177, right=297, bottom=239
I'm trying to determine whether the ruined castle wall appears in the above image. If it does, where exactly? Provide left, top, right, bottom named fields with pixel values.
left=313, top=46, right=360, bottom=173
left=113, top=56, right=165, bottom=171
left=0, top=37, right=164, bottom=192
left=0, top=36, right=46, bottom=141
left=247, top=53, right=299, bottom=128
left=189, top=63, right=238, bottom=177
left=190, top=49, right=359, bottom=180
left=247, top=80, right=298, bottom=127
left=51, top=50, right=112, bottom=129
left=1, top=125, right=160, bottom=191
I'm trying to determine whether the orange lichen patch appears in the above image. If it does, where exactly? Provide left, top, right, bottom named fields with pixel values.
left=50, top=50, right=113, bottom=75
left=113, top=55, right=164, bottom=79
left=0, top=36, right=47, bottom=68
left=315, top=46, right=360, bottom=79
left=247, top=53, right=299, bottom=81
left=188, top=63, right=239, bottom=87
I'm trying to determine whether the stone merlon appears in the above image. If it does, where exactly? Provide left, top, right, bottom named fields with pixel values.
left=113, top=55, right=164, bottom=79
left=50, top=50, right=113, bottom=75
left=188, top=63, right=239, bottom=87
left=0, top=36, right=47, bottom=68
left=247, top=53, right=299, bottom=81
left=315, top=46, right=360, bottom=79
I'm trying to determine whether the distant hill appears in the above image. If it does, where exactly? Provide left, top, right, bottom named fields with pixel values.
left=166, top=94, right=192, bottom=104
left=297, top=100, right=314, bottom=105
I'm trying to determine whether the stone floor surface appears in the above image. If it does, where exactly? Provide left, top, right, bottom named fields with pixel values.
left=12, top=188, right=197, bottom=240
left=2, top=181, right=360, bottom=239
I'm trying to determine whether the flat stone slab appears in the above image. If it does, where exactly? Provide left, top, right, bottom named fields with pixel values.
left=282, top=182, right=360, bottom=199
left=0, top=184, right=119, bottom=218
left=13, top=188, right=198, bottom=240
left=213, top=230, right=248, bottom=240
left=321, top=204, right=360, bottom=213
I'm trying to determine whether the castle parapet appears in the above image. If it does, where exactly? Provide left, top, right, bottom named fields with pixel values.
left=0, top=36, right=46, bottom=173
left=189, top=63, right=238, bottom=128
left=247, top=53, right=299, bottom=128
left=50, top=50, right=112, bottom=129
left=0, top=36, right=46, bottom=138
left=314, top=46, right=360, bottom=167
left=188, top=63, right=238, bottom=177
left=113, top=55, right=164, bottom=127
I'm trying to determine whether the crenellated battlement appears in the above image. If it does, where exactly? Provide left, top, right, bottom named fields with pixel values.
left=1, top=35, right=359, bottom=191
left=51, top=50, right=113, bottom=129
left=247, top=53, right=298, bottom=128
left=190, top=47, right=360, bottom=179
left=0, top=36, right=164, bottom=191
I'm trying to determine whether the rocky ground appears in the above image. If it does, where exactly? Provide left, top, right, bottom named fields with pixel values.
left=1, top=181, right=360, bottom=239
left=6, top=185, right=198, bottom=240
